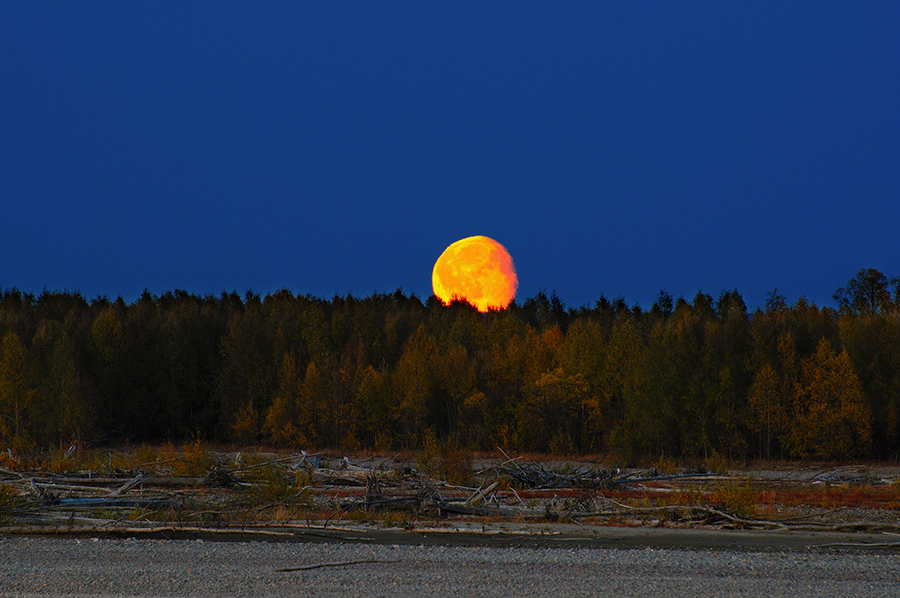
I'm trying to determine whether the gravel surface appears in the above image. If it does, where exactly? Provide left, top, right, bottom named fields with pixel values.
left=2, top=536, right=900, bottom=597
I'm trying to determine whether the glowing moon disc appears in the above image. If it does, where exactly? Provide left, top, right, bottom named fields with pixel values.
left=432, top=236, right=518, bottom=312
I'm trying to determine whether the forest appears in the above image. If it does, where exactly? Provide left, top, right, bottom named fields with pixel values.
left=1, top=268, right=899, bottom=462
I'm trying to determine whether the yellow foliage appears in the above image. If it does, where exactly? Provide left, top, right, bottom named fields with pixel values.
left=180, top=436, right=214, bottom=476
left=787, top=340, right=872, bottom=459
left=263, top=355, right=321, bottom=448
left=0, top=450, right=23, bottom=471
left=232, top=402, right=260, bottom=444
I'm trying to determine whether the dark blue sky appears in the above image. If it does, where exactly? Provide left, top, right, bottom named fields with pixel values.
left=2, top=3, right=898, bottom=310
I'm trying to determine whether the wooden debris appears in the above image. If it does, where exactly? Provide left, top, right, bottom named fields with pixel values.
left=808, top=540, right=900, bottom=549
left=1, top=450, right=897, bottom=537
left=107, top=473, right=145, bottom=497
left=465, top=482, right=499, bottom=507
left=274, top=559, right=395, bottom=572
left=495, top=456, right=711, bottom=491
left=201, top=467, right=240, bottom=489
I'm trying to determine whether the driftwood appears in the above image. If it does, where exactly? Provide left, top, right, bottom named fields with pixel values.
left=465, top=482, right=500, bottom=507
left=201, top=467, right=242, bottom=489
left=2, top=450, right=896, bottom=536
left=107, top=474, right=145, bottom=497
left=274, top=559, right=395, bottom=572
left=808, top=540, right=900, bottom=549
left=495, top=449, right=712, bottom=490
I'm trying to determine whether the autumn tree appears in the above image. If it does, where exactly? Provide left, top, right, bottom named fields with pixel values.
left=350, top=365, right=395, bottom=449
left=787, top=339, right=872, bottom=459
left=0, top=284, right=895, bottom=459
left=701, top=289, right=752, bottom=459
left=216, top=301, right=277, bottom=438
left=264, top=355, right=325, bottom=447
left=604, top=316, right=648, bottom=458
left=558, top=318, right=609, bottom=451
left=518, top=367, right=589, bottom=453
left=30, top=323, right=92, bottom=445
left=838, top=314, right=900, bottom=456
left=747, top=333, right=801, bottom=459
left=392, top=324, right=439, bottom=446
left=748, top=364, right=784, bottom=460
left=0, top=331, right=35, bottom=445
left=157, top=292, right=230, bottom=437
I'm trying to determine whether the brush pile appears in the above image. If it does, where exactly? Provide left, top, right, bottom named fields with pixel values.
left=1, top=449, right=898, bottom=536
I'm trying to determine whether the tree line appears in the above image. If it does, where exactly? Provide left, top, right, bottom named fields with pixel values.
left=2, top=268, right=900, bottom=461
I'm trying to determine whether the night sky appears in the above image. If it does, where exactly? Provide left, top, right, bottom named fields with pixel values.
left=2, top=3, right=898, bottom=310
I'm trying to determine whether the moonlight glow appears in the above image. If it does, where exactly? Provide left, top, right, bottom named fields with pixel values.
left=432, top=236, right=518, bottom=312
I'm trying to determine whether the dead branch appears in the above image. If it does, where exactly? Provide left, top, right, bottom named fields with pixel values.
left=465, top=482, right=499, bottom=507
left=201, top=467, right=241, bottom=489
left=807, top=541, right=900, bottom=549
left=107, top=473, right=146, bottom=497
left=274, top=559, right=395, bottom=572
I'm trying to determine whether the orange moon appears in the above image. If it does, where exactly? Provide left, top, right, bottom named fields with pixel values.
left=432, top=236, right=518, bottom=312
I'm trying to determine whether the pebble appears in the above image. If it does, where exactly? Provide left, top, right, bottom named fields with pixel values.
left=1, top=536, right=898, bottom=597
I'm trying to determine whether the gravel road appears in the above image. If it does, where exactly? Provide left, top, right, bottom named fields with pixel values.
left=2, top=535, right=899, bottom=597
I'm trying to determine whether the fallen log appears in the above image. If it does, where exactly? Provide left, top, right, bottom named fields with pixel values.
left=107, top=474, right=146, bottom=497
left=465, top=482, right=499, bottom=507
